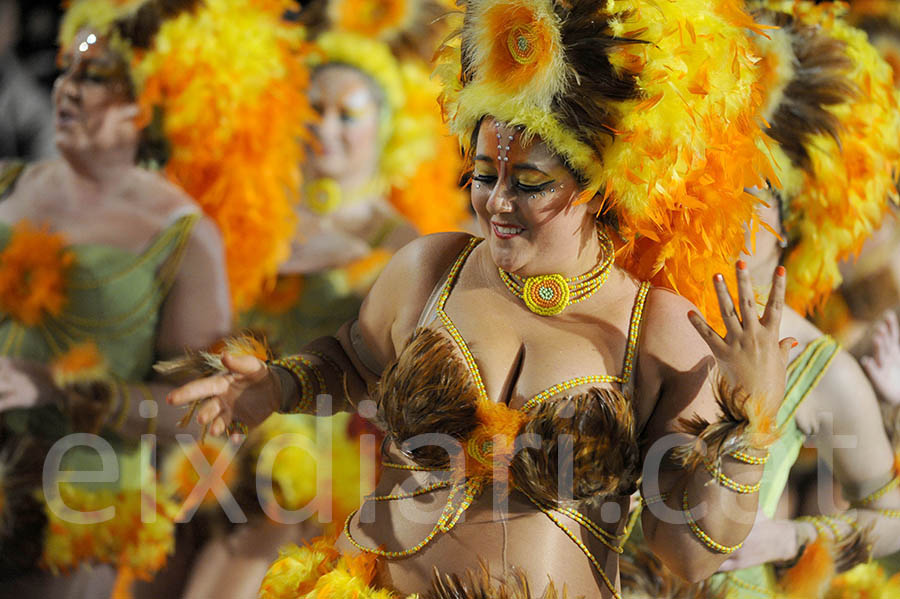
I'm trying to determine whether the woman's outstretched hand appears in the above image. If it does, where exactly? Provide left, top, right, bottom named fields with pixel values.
left=166, top=353, right=282, bottom=440
left=687, top=262, right=795, bottom=409
left=861, top=310, right=900, bottom=406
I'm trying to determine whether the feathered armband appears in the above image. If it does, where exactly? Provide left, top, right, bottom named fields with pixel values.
left=673, top=375, right=781, bottom=472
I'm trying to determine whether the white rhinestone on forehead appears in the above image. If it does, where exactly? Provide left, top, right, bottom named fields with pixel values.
left=495, top=122, right=514, bottom=163
left=78, top=32, right=98, bottom=53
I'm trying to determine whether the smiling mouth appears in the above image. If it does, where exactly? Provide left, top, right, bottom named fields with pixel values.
left=491, top=222, right=525, bottom=239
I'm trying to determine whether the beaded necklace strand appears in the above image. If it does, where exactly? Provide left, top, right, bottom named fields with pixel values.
left=498, top=229, right=616, bottom=316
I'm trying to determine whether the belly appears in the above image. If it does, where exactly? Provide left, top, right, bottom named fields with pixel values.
left=337, top=483, right=626, bottom=598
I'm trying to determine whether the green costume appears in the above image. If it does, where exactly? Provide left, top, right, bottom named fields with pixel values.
left=0, top=161, right=198, bottom=381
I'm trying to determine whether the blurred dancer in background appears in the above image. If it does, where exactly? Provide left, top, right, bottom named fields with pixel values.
left=0, top=0, right=310, bottom=596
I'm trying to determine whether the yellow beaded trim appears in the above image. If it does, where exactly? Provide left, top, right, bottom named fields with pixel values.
left=436, top=238, right=489, bottom=402
left=306, top=350, right=350, bottom=407
left=878, top=508, right=900, bottom=519
left=521, top=493, right=627, bottom=554
left=854, top=475, right=900, bottom=507
left=438, top=238, right=650, bottom=411
left=832, top=513, right=861, bottom=530
left=682, top=489, right=743, bottom=554
left=729, top=449, right=770, bottom=465
left=344, top=507, right=442, bottom=558
left=271, top=355, right=321, bottom=413
left=703, top=460, right=761, bottom=494
left=498, top=229, right=615, bottom=317
left=519, top=281, right=650, bottom=412
left=532, top=502, right=622, bottom=599
left=521, top=374, right=624, bottom=412
left=367, top=480, right=453, bottom=502
left=798, top=515, right=851, bottom=541
left=381, top=461, right=449, bottom=472
left=641, top=492, right=670, bottom=506
left=725, top=573, right=776, bottom=598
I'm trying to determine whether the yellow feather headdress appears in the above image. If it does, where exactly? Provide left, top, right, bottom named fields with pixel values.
left=134, top=0, right=313, bottom=310
left=58, top=0, right=313, bottom=311
left=437, top=0, right=776, bottom=321
left=302, top=0, right=454, bottom=63
left=847, top=0, right=900, bottom=88
left=752, top=1, right=900, bottom=314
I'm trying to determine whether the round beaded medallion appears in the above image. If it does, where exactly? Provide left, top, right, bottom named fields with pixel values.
left=506, top=24, right=537, bottom=65
left=522, top=274, right=570, bottom=316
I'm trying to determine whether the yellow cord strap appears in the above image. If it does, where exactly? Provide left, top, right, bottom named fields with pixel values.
left=682, top=489, right=744, bottom=554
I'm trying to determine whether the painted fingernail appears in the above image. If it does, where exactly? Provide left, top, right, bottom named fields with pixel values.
left=737, top=260, right=747, bottom=270
left=714, top=274, right=724, bottom=282
left=688, top=310, right=698, bottom=319
left=791, top=340, right=798, bottom=348
left=776, top=265, right=785, bottom=277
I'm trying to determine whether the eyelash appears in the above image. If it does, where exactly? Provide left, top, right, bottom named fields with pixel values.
left=472, top=174, right=552, bottom=193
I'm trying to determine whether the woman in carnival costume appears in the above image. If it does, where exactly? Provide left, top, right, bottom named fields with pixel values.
left=0, top=0, right=309, bottom=596
left=705, top=2, right=900, bottom=598
left=168, top=0, right=803, bottom=596
left=241, top=0, right=468, bottom=356
left=179, top=4, right=468, bottom=597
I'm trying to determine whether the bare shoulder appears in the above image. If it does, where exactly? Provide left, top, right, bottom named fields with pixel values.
left=632, top=285, right=717, bottom=433
left=359, top=232, right=473, bottom=361
left=640, top=286, right=711, bottom=369
left=127, top=167, right=201, bottom=222
left=365, top=232, right=472, bottom=322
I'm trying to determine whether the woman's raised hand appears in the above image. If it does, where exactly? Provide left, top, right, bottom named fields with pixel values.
left=861, top=310, right=900, bottom=406
left=688, top=262, right=795, bottom=410
left=166, top=352, right=282, bottom=439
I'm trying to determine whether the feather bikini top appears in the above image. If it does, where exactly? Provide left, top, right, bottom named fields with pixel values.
left=345, top=238, right=650, bottom=596
left=372, top=237, right=648, bottom=506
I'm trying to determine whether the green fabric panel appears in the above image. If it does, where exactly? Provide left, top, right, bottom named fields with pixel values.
left=758, top=336, right=839, bottom=517
left=0, top=214, right=198, bottom=381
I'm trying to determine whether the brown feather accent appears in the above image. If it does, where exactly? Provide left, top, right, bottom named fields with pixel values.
left=426, top=561, right=565, bottom=599
left=831, top=524, right=873, bottom=573
left=153, top=332, right=272, bottom=381
left=457, top=0, right=643, bottom=168
left=512, top=390, right=639, bottom=506
left=754, top=8, right=859, bottom=173
left=673, top=375, right=778, bottom=472
left=373, top=328, right=479, bottom=468
left=549, top=1, right=644, bottom=155
left=0, top=429, right=50, bottom=576
left=620, top=545, right=725, bottom=599
left=115, top=0, right=204, bottom=50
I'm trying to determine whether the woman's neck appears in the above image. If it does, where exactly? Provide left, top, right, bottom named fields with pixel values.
left=58, top=146, right=136, bottom=200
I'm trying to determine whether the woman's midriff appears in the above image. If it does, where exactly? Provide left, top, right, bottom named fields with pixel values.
left=335, top=449, right=628, bottom=598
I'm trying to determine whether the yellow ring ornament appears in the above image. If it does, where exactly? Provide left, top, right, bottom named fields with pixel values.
left=305, top=178, right=341, bottom=215
left=523, top=274, right=570, bottom=316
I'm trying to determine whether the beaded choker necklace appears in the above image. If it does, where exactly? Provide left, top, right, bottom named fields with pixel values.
left=498, top=230, right=615, bottom=316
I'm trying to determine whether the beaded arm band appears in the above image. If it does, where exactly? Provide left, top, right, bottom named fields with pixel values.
left=674, top=376, right=779, bottom=472
left=682, top=489, right=744, bottom=554
left=729, top=449, right=769, bottom=465
left=703, top=460, right=761, bottom=494
left=852, top=475, right=900, bottom=508
left=270, top=355, right=326, bottom=414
